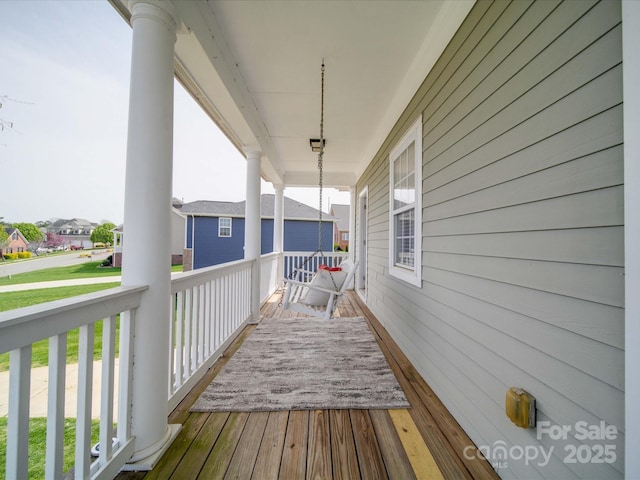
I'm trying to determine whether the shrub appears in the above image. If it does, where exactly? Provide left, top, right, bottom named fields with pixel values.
left=17, top=252, right=32, bottom=259
left=3, top=253, right=18, bottom=260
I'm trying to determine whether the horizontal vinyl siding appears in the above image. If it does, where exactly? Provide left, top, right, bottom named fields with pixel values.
left=357, top=1, right=624, bottom=479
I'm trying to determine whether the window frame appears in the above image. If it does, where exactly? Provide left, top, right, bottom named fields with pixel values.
left=218, top=217, right=232, bottom=237
left=388, top=115, right=422, bottom=287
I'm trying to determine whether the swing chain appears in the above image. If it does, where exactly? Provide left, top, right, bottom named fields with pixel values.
left=318, top=61, right=325, bottom=254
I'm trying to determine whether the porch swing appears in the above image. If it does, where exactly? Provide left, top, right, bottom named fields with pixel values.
left=281, top=62, right=357, bottom=320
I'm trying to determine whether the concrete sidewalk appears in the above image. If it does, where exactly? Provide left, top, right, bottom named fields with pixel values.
left=0, top=360, right=120, bottom=419
left=0, top=276, right=122, bottom=293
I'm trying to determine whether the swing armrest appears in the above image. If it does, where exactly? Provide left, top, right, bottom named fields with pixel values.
left=285, top=278, right=340, bottom=295
left=291, top=267, right=316, bottom=276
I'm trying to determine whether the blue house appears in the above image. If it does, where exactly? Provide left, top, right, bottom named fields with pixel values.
left=179, top=194, right=335, bottom=270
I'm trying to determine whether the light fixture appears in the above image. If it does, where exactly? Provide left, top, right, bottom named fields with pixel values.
left=309, top=138, right=326, bottom=153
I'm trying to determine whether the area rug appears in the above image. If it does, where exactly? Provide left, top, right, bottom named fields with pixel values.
left=191, top=316, right=409, bottom=412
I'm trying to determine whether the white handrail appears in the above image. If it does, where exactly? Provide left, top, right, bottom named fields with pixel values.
left=0, top=286, right=146, bottom=480
left=168, top=258, right=254, bottom=411
left=0, top=251, right=329, bottom=478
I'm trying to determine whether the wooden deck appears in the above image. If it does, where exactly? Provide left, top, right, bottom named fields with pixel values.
left=116, top=291, right=499, bottom=480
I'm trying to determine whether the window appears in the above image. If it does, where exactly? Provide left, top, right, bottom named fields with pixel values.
left=389, top=116, right=422, bottom=287
left=341, top=232, right=349, bottom=241
left=218, top=217, right=232, bottom=237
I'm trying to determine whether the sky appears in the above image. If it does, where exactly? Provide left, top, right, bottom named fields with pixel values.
left=0, top=0, right=349, bottom=226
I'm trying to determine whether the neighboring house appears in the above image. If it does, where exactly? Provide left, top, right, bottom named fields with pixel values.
left=179, top=194, right=334, bottom=270
left=47, top=218, right=97, bottom=248
left=329, top=204, right=350, bottom=251
left=112, top=206, right=186, bottom=267
left=1, top=228, right=28, bottom=256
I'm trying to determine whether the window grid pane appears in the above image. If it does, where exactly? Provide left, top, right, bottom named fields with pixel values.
left=219, top=218, right=232, bottom=237
left=394, top=209, right=414, bottom=268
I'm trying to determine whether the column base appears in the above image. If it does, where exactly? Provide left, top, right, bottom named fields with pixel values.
left=121, top=423, right=181, bottom=471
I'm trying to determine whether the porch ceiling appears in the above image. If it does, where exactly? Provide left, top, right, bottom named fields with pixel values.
left=110, top=0, right=474, bottom=188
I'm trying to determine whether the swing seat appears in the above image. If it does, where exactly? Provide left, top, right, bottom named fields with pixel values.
left=282, top=258, right=357, bottom=320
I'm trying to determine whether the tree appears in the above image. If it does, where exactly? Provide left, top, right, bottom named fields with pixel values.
left=90, top=222, right=116, bottom=245
left=0, top=228, right=9, bottom=258
left=12, top=222, right=44, bottom=243
left=45, top=231, right=64, bottom=248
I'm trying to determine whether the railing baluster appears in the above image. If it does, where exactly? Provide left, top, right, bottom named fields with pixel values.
left=184, top=288, right=192, bottom=376
left=204, top=281, right=211, bottom=357
left=198, top=284, right=205, bottom=365
left=7, top=345, right=32, bottom=480
left=118, top=310, right=134, bottom=450
left=175, top=291, right=184, bottom=386
left=75, top=323, right=95, bottom=479
left=169, top=293, right=176, bottom=396
left=46, top=333, right=67, bottom=479
left=99, top=315, right=117, bottom=465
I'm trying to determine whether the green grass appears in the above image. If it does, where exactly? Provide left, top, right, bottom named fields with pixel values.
left=0, top=261, right=120, bottom=286
left=0, top=417, right=101, bottom=479
left=0, top=283, right=120, bottom=372
left=0, top=283, right=120, bottom=313
left=0, top=261, right=183, bottom=286
left=0, top=262, right=182, bottom=369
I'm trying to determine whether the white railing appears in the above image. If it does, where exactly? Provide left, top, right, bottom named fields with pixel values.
left=168, top=258, right=253, bottom=411
left=282, top=250, right=349, bottom=280
left=0, top=286, right=146, bottom=480
left=260, top=252, right=280, bottom=302
left=0, top=251, right=332, bottom=479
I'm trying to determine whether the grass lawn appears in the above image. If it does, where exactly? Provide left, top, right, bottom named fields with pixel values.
left=0, top=283, right=120, bottom=313
left=0, top=283, right=120, bottom=372
left=0, top=417, right=100, bottom=479
left=0, top=261, right=183, bottom=286
left=0, top=260, right=120, bottom=286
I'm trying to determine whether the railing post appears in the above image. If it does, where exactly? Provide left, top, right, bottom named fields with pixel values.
left=244, top=147, right=262, bottom=323
left=273, top=184, right=285, bottom=284
left=121, top=0, right=181, bottom=469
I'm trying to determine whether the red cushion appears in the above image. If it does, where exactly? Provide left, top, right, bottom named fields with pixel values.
left=319, top=264, right=342, bottom=272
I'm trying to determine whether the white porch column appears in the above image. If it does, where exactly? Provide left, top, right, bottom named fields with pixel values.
left=244, top=148, right=262, bottom=322
left=121, top=0, right=180, bottom=469
left=348, top=187, right=356, bottom=289
left=349, top=187, right=356, bottom=261
left=623, top=1, right=640, bottom=477
left=273, top=184, right=285, bottom=284
left=273, top=184, right=284, bottom=253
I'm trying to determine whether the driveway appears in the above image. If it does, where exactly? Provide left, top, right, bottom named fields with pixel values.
left=0, top=250, right=112, bottom=278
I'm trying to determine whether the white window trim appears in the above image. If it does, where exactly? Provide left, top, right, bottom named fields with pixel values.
left=388, top=116, right=422, bottom=287
left=218, top=217, right=232, bottom=237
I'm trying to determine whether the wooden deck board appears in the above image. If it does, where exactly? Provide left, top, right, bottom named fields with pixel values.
left=369, top=409, right=417, bottom=480
left=329, top=409, right=360, bottom=480
left=197, top=412, right=249, bottom=480
left=280, top=410, right=309, bottom=479
left=115, top=290, right=498, bottom=480
left=307, top=410, right=332, bottom=480
left=168, top=413, right=229, bottom=479
left=224, top=411, right=270, bottom=479
left=350, top=409, right=389, bottom=479
left=251, top=411, right=289, bottom=480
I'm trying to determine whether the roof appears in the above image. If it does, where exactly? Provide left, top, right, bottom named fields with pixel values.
left=330, top=204, right=350, bottom=231
left=4, top=227, right=28, bottom=243
left=49, top=218, right=96, bottom=228
left=178, top=194, right=336, bottom=222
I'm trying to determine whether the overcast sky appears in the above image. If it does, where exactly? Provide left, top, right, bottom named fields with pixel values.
left=0, top=0, right=348, bottom=225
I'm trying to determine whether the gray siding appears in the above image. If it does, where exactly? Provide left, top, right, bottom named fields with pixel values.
left=357, top=1, right=624, bottom=478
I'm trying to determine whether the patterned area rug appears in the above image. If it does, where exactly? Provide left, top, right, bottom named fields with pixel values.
left=191, top=316, right=410, bottom=412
